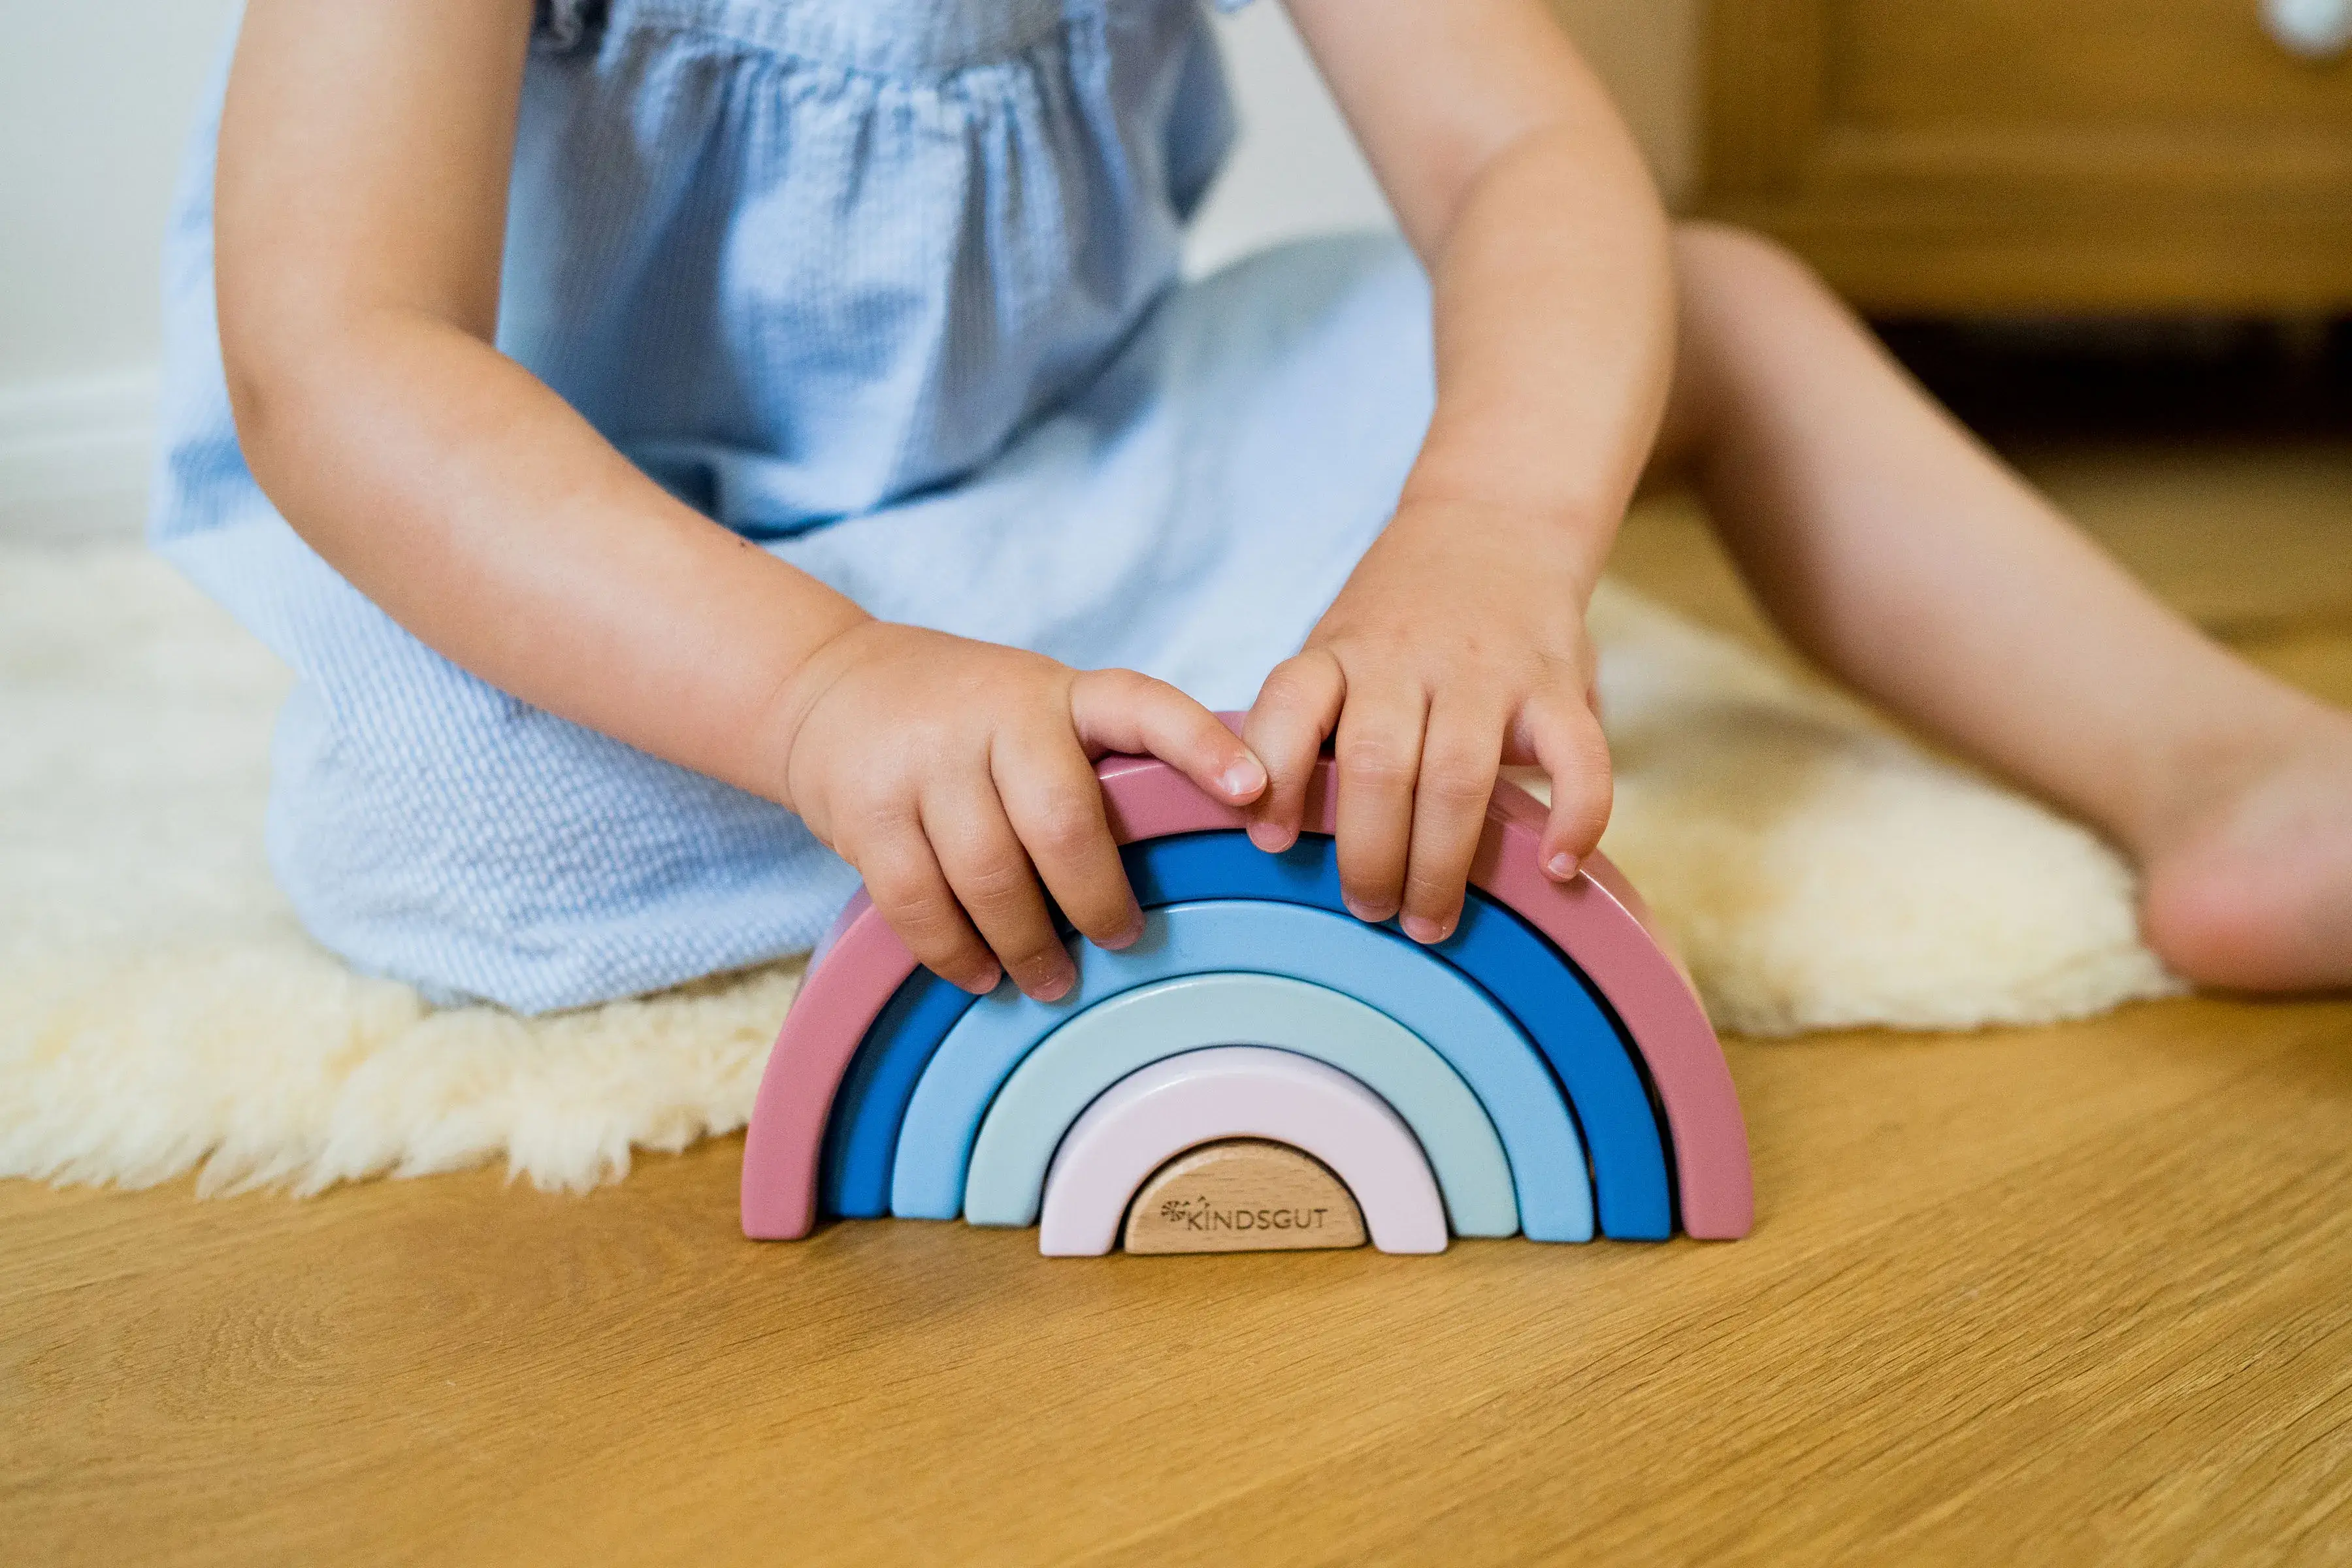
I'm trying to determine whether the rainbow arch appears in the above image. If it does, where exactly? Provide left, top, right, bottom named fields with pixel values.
left=742, top=752, right=1754, bottom=1251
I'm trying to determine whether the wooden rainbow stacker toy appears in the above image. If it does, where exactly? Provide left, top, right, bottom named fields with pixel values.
left=741, top=750, right=1754, bottom=1254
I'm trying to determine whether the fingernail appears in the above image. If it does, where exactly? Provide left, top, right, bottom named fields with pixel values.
left=1031, top=968, right=1075, bottom=1004
left=1247, top=822, right=1296, bottom=853
left=964, top=963, right=1004, bottom=996
left=1101, top=910, right=1145, bottom=951
left=1401, top=914, right=1449, bottom=945
left=1546, top=853, right=1580, bottom=881
left=1343, top=896, right=1394, bottom=924
left=1222, top=757, right=1269, bottom=798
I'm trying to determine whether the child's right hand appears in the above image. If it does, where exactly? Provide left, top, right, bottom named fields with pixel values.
left=770, top=621, right=1269, bottom=1001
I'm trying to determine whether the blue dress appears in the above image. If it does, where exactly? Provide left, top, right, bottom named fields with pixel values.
left=152, top=0, right=1436, bottom=1013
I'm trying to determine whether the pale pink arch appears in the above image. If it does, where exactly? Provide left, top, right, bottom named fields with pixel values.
left=741, top=754, right=1756, bottom=1241
left=1036, top=1047, right=1448, bottom=1256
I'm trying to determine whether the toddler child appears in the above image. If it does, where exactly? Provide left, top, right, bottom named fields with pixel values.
left=156, top=0, right=2352, bottom=1013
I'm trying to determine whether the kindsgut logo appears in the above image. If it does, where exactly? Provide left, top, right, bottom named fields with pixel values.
left=1156, top=1195, right=1335, bottom=1233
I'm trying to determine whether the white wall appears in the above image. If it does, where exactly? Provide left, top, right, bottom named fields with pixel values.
left=0, top=0, right=241, bottom=534
left=1, top=3, right=241, bottom=386
left=1183, top=1, right=1394, bottom=276
left=0, top=1, right=1691, bottom=538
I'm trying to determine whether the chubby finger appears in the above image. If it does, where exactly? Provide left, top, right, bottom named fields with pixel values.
left=1241, top=650, right=1344, bottom=853
left=1070, top=668, right=1266, bottom=804
left=851, top=811, right=1002, bottom=994
left=1332, top=678, right=1426, bottom=924
left=1399, top=702, right=1505, bottom=944
left=1516, top=689, right=1614, bottom=879
left=994, top=721, right=1140, bottom=954
left=923, top=784, right=1074, bottom=1002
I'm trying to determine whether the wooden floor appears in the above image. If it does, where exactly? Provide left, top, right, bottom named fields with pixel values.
left=7, top=438, right=2351, bottom=1566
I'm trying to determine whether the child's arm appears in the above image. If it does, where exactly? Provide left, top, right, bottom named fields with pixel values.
left=214, top=0, right=1266, bottom=1001
left=1243, top=0, right=1673, bottom=942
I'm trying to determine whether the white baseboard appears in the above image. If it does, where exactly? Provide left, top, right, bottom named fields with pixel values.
left=0, top=369, right=159, bottom=543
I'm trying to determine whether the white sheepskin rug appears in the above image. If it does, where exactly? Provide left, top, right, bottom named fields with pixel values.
left=0, top=544, right=2180, bottom=1196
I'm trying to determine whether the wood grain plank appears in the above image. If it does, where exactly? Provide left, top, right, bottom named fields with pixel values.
left=1086, top=1017, right=2352, bottom=1565
left=1701, top=0, right=2352, bottom=310
left=9, top=1001, right=2347, bottom=1566
left=1833, top=0, right=2352, bottom=127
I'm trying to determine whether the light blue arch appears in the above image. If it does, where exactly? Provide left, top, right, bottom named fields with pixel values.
left=957, top=973, right=1517, bottom=1235
left=886, top=898, right=1592, bottom=1239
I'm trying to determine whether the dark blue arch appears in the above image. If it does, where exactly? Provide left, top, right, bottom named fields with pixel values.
left=817, top=832, right=1673, bottom=1239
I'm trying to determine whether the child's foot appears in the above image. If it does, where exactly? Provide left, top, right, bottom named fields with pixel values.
left=2139, top=716, right=2352, bottom=992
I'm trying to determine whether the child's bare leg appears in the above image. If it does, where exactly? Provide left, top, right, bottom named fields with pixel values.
left=1643, top=221, right=2352, bottom=991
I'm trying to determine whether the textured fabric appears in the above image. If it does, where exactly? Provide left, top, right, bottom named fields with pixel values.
left=152, top=0, right=1432, bottom=1013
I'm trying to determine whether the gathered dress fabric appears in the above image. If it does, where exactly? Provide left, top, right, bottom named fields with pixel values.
left=151, top=0, right=1437, bottom=1013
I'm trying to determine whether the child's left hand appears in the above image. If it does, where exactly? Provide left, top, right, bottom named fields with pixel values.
left=1241, top=497, right=1611, bottom=945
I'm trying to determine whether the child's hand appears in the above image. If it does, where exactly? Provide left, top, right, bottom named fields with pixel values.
left=1242, top=499, right=1610, bottom=945
left=774, top=622, right=1268, bottom=1000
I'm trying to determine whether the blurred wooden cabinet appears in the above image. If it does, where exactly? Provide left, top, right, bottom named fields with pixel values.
left=1699, top=0, right=2352, bottom=312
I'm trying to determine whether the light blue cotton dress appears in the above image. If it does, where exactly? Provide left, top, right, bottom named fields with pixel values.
left=152, top=0, right=1437, bottom=1013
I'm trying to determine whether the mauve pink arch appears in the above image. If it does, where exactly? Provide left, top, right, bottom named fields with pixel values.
left=741, top=755, right=1756, bottom=1242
